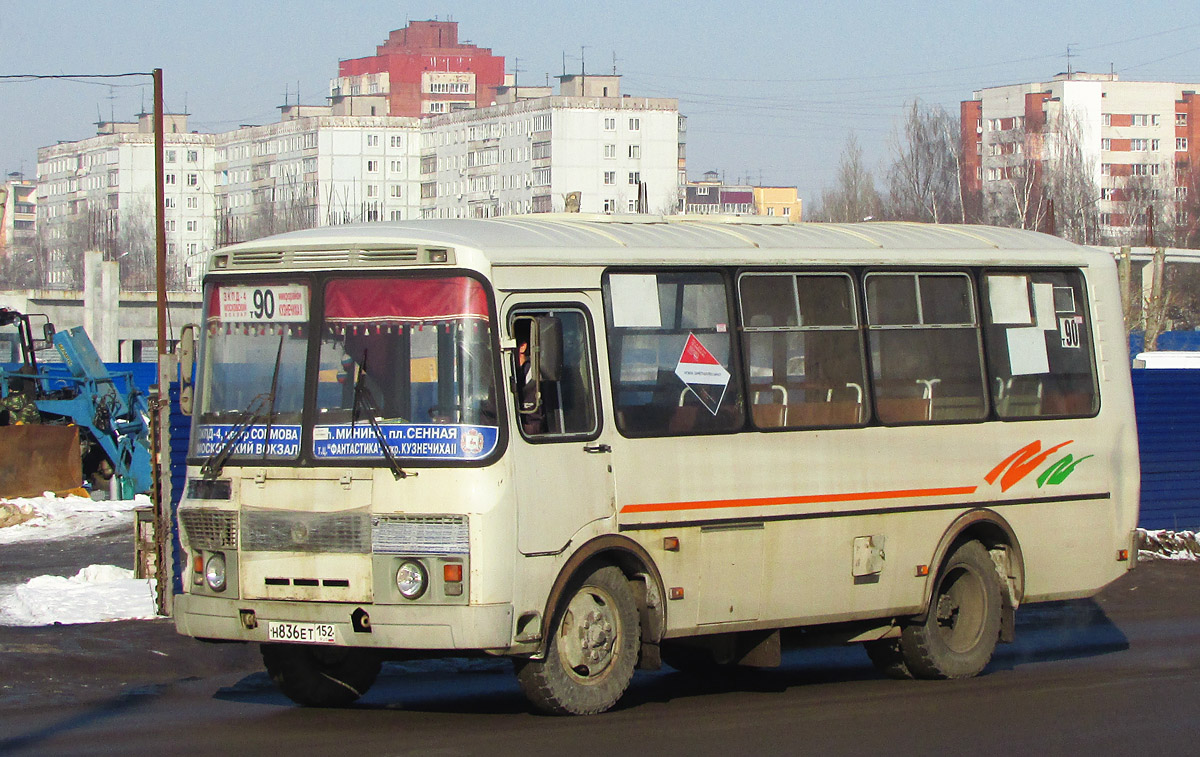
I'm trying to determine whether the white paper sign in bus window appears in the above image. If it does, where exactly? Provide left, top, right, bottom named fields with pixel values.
left=675, top=333, right=730, bottom=416
left=1059, top=316, right=1084, bottom=349
left=220, top=285, right=309, bottom=322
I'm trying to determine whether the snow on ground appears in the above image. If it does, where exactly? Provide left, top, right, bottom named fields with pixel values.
left=0, top=565, right=158, bottom=626
left=1138, top=529, right=1200, bottom=561
left=0, top=492, right=149, bottom=545
left=0, top=492, right=157, bottom=626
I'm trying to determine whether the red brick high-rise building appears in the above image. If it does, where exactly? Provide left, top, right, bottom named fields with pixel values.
left=333, top=20, right=506, bottom=117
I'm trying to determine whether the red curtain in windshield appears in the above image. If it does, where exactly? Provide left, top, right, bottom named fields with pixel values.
left=324, top=277, right=490, bottom=324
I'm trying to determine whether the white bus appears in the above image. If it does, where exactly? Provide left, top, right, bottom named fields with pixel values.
left=174, top=216, right=1139, bottom=714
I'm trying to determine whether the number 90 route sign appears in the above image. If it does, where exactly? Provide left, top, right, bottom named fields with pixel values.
left=219, top=285, right=309, bottom=323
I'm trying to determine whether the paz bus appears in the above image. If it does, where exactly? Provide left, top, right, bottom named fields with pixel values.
left=174, top=216, right=1139, bottom=714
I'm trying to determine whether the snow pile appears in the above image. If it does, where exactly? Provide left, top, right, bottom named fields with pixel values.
left=1137, top=529, right=1200, bottom=561
left=0, top=492, right=149, bottom=545
left=0, top=565, right=158, bottom=626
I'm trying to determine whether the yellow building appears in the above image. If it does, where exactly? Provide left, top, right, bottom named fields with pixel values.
left=753, top=186, right=802, bottom=221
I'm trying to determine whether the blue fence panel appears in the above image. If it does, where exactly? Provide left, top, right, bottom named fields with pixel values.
left=1132, top=368, right=1200, bottom=530
left=169, top=380, right=189, bottom=594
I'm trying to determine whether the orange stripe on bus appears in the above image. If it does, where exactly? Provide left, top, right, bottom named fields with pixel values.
left=619, top=485, right=980, bottom=515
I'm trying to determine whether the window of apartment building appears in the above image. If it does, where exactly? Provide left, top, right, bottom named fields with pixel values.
left=1151, top=139, right=1161, bottom=151
left=1102, top=138, right=1112, bottom=151
left=604, top=199, right=615, bottom=213
left=367, top=160, right=379, bottom=173
left=603, top=117, right=616, bottom=130
left=783, top=207, right=791, bottom=217
left=165, top=173, right=176, bottom=185
left=1102, top=163, right=1113, bottom=176
left=628, top=145, right=641, bottom=159
left=1178, top=186, right=1189, bottom=202
left=166, top=220, right=176, bottom=232
left=532, top=141, right=551, bottom=160
left=390, top=135, right=404, bottom=149
left=1179, top=137, right=1190, bottom=151
left=187, top=243, right=197, bottom=255
left=186, top=173, right=198, bottom=187
left=187, top=150, right=198, bottom=162
left=367, top=134, right=380, bottom=147
left=532, top=114, right=551, bottom=132
left=1178, top=113, right=1189, bottom=127
left=186, top=220, right=197, bottom=232
left=166, top=150, right=177, bottom=163
left=167, top=243, right=176, bottom=256
left=164, top=197, right=176, bottom=209
left=1132, top=114, right=1149, bottom=126
left=1101, top=187, right=1115, bottom=200
left=1152, top=114, right=1161, bottom=125
left=1131, top=163, right=1160, bottom=176
left=628, top=171, right=640, bottom=185
left=533, top=167, right=551, bottom=187
left=604, top=144, right=617, bottom=159
left=628, top=200, right=637, bottom=212
left=187, top=196, right=198, bottom=209
left=390, top=159, right=404, bottom=173
left=1132, top=139, right=1149, bottom=151
left=987, top=167, right=1000, bottom=181
left=1103, top=114, right=1111, bottom=126
left=421, top=182, right=437, bottom=199
left=604, top=171, right=615, bottom=185
left=390, top=210, right=403, bottom=221
left=366, top=184, right=379, bottom=198
left=629, top=118, right=641, bottom=131
left=390, top=185, right=402, bottom=199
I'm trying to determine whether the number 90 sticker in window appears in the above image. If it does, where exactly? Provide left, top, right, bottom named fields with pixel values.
left=220, top=285, right=309, bottom=322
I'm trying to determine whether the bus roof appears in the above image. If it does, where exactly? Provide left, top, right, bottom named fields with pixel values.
left=210, top=215, right=1104, bottom=271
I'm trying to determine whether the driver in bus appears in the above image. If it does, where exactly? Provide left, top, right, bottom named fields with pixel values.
left=516, top=327, right=546, bottom=435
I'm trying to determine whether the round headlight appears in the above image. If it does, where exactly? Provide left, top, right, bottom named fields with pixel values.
left=205, top=552, right=227, bottom=592
left=395, top=560, right=427, bottom=600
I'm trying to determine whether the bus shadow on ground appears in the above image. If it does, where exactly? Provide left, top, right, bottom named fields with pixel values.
left=213, top=598, right=1127, bottom=715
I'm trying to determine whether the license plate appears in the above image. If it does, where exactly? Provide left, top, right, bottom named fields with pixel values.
left=267, top=621, right=337, bottom=644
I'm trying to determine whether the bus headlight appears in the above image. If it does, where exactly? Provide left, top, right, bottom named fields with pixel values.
left=205, top=552, right=228, bottom=592
left=395, top=560, right=427, bottom=600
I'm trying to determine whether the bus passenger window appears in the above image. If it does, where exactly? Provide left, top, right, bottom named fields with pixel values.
left=865, top=273, right=987, bottom=424
left=982, top=270, right=1097, bottom=418
left=604, top=271, right=744, bottom=437
left=510, top=309, right=599, bottom=439
left=738, top=272, right=867, bottom=428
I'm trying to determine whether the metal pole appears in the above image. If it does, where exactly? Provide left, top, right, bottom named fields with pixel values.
left=154, top=68, right=167, bottom=358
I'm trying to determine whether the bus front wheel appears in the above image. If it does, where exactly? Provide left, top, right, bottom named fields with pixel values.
left=516, top=565, right=640, bottom=715
left=261, top=643, right=381, bottom=707
left=899, top=540, right=1002, bottom=679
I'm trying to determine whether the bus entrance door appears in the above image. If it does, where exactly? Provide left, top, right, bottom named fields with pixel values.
left=507, top=300, right=614, bottom=555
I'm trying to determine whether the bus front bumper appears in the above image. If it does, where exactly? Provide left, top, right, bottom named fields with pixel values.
left=173, top=594, right=514, bottom=652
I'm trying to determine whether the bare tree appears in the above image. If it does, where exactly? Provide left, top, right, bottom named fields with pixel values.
left=815, top=133, right=881, bottom=222
left=886, top=100, right=962, bottom=223
left=1040, top=111, right=1100, bottom=244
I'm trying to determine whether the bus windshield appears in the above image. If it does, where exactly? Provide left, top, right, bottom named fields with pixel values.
left=191, top=274, right=501, bottom=465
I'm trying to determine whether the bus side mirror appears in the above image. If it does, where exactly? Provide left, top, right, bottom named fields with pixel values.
left=179, top=323, right=197, bottom=416
left=534, top=316, right=563, bottom=382
left=42, top=323, right=56, bottom=344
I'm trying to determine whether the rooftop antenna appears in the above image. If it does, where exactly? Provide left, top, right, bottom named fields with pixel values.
left=562, top=51, right=567, bottom=77
left=612, top=51, right=619, bottom=76
left=509, top=57, right=524, bottom=89
left=107, top=84, right=117, bottom=123
left=1066, top=44, right=1076, bottom=79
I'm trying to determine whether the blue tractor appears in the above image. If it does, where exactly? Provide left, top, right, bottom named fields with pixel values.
left=0, top=307, right=152, bottom=499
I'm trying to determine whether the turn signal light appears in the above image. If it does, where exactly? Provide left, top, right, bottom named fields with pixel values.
left=668, top=587, right=685, bottom=600
left=1117, top=549, right=1129, bottom=562
left=663, top=536, right=680, bottom=551
left=444, top=563, right=463, bottom=583
left=915, top=565, right=930, bottom=577
left=193, top=553, right=204, bottom=585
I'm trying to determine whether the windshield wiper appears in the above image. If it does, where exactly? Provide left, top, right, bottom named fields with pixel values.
left=352, top=349, right=414, bottom=480
left=202, top=330, right=286, bottom=478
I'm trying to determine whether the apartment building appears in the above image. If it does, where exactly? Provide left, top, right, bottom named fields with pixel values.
left=420, top=75, right=682, bottom=217
left=332, top=20, right=506, bottom=117
left=36, top=113, right=216, bottom=289
left=215, top=105, right=422, bottom=247
left=0, top=172, right=36, bottom=255
left=962, top=73, right=1200, bottom=239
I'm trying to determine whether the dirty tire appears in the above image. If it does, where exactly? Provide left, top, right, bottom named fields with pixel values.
left=261, top=643, right=381, bottom=707
left=516, top=565, right=640, bottom=715
left=863, top=639, right=914, bottom=680
left=900, top=540, right=1002, bottom=679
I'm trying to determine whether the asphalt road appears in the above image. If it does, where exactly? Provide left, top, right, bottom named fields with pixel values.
left=1, top=553, right=1198, bottom=755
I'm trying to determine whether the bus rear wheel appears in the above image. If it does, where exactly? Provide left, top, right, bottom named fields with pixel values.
left=899, top=540, right=1002, bottom=679
left=516, top=565, right=640, bottom=715
left=261, top=643, right=381, bottom=707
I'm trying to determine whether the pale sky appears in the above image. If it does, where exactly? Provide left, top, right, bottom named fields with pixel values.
left=2, top=1, right=1198, bottom=205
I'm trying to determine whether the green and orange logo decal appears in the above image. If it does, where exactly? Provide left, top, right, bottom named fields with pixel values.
left=984, top=440, right=1093, bottom=492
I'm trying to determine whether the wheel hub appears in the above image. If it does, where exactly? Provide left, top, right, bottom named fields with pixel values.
left=559, top=589, right=619, bottom=677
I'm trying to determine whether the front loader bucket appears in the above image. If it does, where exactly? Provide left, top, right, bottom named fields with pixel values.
left=0, top=425, right=84, bottom=499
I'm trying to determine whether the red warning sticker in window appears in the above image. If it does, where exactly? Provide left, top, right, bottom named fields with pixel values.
left=675, top=333, right=731, bottom=415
